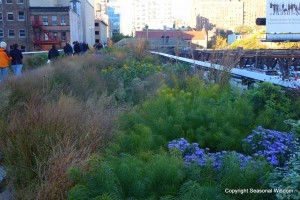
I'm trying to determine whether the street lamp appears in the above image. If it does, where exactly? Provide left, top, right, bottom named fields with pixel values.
left=145, top=24, right=149, bottom=40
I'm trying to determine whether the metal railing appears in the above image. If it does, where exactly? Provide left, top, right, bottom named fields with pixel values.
left=114, top=38, right=187, bottom=49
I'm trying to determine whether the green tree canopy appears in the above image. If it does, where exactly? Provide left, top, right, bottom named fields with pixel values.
left=111, top=33, right=132, bottom=43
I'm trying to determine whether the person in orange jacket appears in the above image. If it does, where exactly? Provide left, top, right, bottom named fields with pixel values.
left=0, top=41, right=12, bottom=81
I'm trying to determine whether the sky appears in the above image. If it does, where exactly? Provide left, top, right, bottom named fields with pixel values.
left=171, top=0, right=192, bottom=21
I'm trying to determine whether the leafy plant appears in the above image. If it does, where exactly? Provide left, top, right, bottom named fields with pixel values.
left=269, top=151, right=300, bottom=200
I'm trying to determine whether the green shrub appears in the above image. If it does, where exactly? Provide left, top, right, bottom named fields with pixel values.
left=117, top=78, right=256, bottom=152
left=245, top=82, right=300, bottom=131
left=68, top=153, right=185, bottom=199
left=178, top=181, right=230, bottom=200
left=269, top=151, right=300, bottom=200
left=23, top=53, right=48, bottom=70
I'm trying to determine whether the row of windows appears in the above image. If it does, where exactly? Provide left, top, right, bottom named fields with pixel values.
left=0, top=29, right=26, bottom=38
left=0, top=0, right=24, bottom=3
left=41, top=16, right=67, bottom=26
left=33, top=32, right=67, bottom=41
left=0, top=11, right=25, bottom=21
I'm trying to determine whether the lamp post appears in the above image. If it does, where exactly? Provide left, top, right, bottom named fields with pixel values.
left=145, top=24, right=149, bottom=40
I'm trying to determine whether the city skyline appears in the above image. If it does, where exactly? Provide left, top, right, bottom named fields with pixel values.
left=105, top=0, right=266, bottom=37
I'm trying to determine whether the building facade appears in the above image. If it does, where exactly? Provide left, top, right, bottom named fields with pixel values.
left=243, top=0, right=266, bottom=27
left=30, top=0, right=95, bottom=50
left=0, top=0, right=30, bottom=51
left=190, top=0, right=266, bottom=31
left=107, top=0, right=120, bottom=37
left=120, top=0, right=173, bottom=36
left=94, top=19, right=108, bottom=44
left=30, top=6, right=72, bottom=50
left=191, top=0, right=244, bottom=31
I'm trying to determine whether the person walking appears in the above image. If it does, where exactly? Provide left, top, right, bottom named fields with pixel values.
left=48, top=45, right=59, bottom=65
left=63, top=42, right=73, bottom=57
left=73, top=41, right=81, bottom=55
left=0, top=41, right=12, bottom=81
left=10, top=43, right=23, bottom=76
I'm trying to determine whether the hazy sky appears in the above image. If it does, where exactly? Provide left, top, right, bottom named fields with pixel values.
left=172, top=0, right=192, bottom=21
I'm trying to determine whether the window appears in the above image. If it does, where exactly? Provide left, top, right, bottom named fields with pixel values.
left=17, top=0, right=24, bottom=3
left=44, top=33, right=49, bottom=41
left=20, top=45, right=25, bottom=51
left=19, top=29, right=25, bottom=38
left=0, top=12, right=2, bottom=21
left=52, top=16, right=57, bottom=26
left=61, top=31, right=66, bottom=41
left=8, top=29, right=14, bottom=38
left=0, top=29, right=3, bottom=37
left=53, top=32, right=58, bottom=40
left=95, top=31, right=99, bottom=35
left=6, top=0, right=12, bottom=3
left=43, top=16, right=48, bottom=25
left=95, top=22, right=99, bottom=26
left=18, top=11, right=25, bottom=21
left=0, top=0, right=2, bottom=4
left=60, top=16, right=66, bottom=25
left=7, top=12, right=14, bottom=21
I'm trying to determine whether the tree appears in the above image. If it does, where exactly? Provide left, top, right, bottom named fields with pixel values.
left=229, top=33, right=267, bottom=50
left=277, top=42, right=300, bottom=49
left=111, top=33, right=132, bottom=43
left=213, top=36, right=228, bottom=50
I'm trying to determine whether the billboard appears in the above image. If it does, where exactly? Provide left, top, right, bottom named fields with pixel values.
left=267, top=0, right=300, bottom=33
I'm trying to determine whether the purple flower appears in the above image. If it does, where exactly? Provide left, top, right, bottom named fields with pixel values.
left=242, top=126, right=299, bottom=166
left=168, top=138, right=253, bottom=169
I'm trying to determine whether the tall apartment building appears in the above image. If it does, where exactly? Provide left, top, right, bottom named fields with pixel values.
left=94, top=0, right=107, bottom=20
left=243, top=0, right=266, bottom=27
left=107, top=0, right=120, bottom=37
left=191, top=0, right=244, bottom=31
left=94, top=0, right=109, bottom=43
left=120, top=0, right=173, bottom=36
left=191, top=0, right=266, bottom=31
left=0, top=0, right=30, bottom=51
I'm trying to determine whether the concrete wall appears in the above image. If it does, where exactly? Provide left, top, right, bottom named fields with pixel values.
left=69, top=10, right=83, bottom=43
left=100, top=21, right=108, bottom=44
left=81, top=0, right=95, bottom=45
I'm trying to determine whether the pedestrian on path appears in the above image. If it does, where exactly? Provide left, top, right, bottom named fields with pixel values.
left=48, top=45, right=59, bottom=65
left=0, top=41, right=12, bottom=81
left=10, top=44, right=23, bottom=76
left=63, top=42, right=73, bottom=57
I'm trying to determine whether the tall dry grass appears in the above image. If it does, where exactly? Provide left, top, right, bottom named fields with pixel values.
left=0, top=53, right=129, bottom=199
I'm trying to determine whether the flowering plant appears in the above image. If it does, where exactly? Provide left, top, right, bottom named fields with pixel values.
left=242, top=126, right=299, bottom=166
left=168, top=138, right=252, bottom=169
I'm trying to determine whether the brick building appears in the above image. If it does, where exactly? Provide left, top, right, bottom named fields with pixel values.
left=30, top=6, right=71, bottom=50
left=0, top=0, right=30, bottom=51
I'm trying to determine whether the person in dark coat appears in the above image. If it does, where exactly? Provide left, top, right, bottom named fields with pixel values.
left=63, top=42, right=73, bottom=57
left=48, top=45, right=59, bottom=65
left=10, top=43, right=23, bottom=76
left=73, top=41, right=81, bottom=55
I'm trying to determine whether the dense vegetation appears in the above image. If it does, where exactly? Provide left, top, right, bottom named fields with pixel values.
left=0, top=47, right=300, bottom=199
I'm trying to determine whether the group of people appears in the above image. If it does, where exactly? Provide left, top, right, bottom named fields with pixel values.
left=0, top=41, right=23, bottom=81
left=48, top=41, right=91, bottom=65
left=270, top=2, right=300, bottom=15
left=93, top=42, right=107, bottom=50
left=63, top=41, right=90, bottom=57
